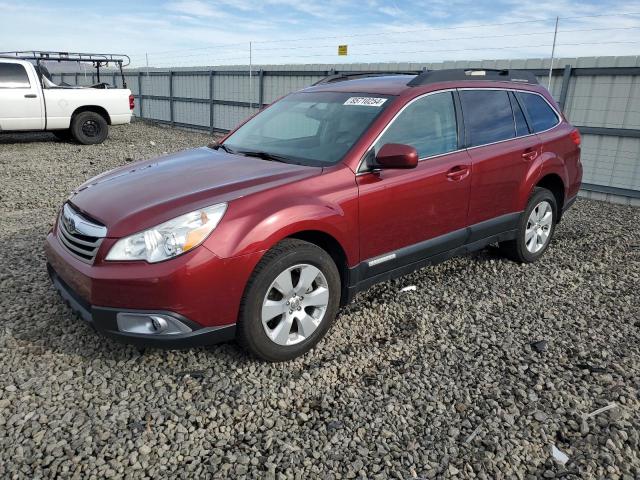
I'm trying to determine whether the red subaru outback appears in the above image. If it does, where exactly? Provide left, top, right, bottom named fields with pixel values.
left=46, top=69, right=582, bottom=361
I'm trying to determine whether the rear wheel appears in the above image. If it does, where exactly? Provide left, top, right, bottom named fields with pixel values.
left=499, top=187, right=557, bottom=263
left=237, top=239, right=341, bottom=361
left=71, top=111, right=108, bottom=145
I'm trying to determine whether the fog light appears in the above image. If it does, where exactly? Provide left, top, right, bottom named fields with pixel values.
left=117, top=312, right=192, bottom=335
left=150, top=316, right=168, bottom=333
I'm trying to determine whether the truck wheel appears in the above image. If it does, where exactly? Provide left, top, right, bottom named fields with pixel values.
left=499, top=187, right=558, bottom=263
left=52, top=129, right=72, bottom=141
left=71, top=111, right=108, bottom=145
left=237, top=239, right=341, bottom=362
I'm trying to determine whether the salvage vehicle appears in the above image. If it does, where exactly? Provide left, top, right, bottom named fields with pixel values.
left=0, top=51, right=133, bottom=144
left=46, top=69, right=582, bottom=361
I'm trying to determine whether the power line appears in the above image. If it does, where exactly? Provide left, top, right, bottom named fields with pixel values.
left=251, top=40, right=640, bottom=60
left=131, top=11, right=640, bottom=58
left=141, top=38, right=640, bottom=67
left=250, top=26, right=640, bottom=52
left=129, top=41, right=249, bottom=57
left=247, top=12, right=640, bottom=46
left=141, top=24, right=640, bottom=62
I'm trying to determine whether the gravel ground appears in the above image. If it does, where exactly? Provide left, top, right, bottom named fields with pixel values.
left=0, top=121, right=639, bottom=479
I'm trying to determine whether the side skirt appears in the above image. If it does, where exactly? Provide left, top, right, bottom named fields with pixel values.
left=345, top=212, right=520, bottom=302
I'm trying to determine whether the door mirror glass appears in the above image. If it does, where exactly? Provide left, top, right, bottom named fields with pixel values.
left=373, top=143, right=418, bottom=169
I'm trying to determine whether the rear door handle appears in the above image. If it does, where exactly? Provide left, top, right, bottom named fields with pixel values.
left=522, top=149, right=538, bottom=161
left=446, top=165, right=470, bottom=181
left=24, top=94, right=37, bottom=98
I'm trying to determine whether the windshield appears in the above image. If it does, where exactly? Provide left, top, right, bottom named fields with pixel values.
left=223, top=91, right=393, bottom=166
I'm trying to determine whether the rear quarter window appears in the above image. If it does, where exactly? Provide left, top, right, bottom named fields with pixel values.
left=0, top=63, right=31, bottom=88
left=516, top=92, right=559, bottom=133
left=459, top=90, right=515, bottom=147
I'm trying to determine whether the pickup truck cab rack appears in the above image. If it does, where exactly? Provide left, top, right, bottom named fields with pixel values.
left=0, top=51, right=131, bottom=87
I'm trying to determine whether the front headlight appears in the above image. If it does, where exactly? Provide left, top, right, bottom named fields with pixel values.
left=106, top=203, right=227, bottom=263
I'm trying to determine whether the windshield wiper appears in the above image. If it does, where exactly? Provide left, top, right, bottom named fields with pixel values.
left=208, top=141, right=235, bottom=154
left=236, top=150, right=291, bottom=163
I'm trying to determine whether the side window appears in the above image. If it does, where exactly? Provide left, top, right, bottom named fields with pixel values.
left=516, top=92, right=559, bottom=133
left=374, top=92, right=458, bottom=158
left=459, top=90, right=515, bottom=147
left=510, top=92, right=530, bottom=136
left=0, top=63, right=31, bottom=88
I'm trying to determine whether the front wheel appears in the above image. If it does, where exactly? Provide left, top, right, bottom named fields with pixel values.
left=237, top=239, right=341, bottom=361
left=71, top=111, right=108, bottom=145
left=499, top=187, right=558, bottom=263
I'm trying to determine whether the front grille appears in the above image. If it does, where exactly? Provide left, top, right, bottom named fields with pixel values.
left=57, top=203, right=107, bottom=264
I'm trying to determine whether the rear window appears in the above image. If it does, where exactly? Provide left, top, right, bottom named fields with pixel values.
left=0, top=63, right=30, bottom=88
left=459, top=90, right=515, bottom=147
left=516, top=92, right=559, bottom=132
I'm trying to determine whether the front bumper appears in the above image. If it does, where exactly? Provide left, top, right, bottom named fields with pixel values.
left=45, top=228, right=263, bottom=349
left=47, top=263, right=236, bottom=348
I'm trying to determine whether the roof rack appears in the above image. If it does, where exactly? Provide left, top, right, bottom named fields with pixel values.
left=407, top=68, right=538, bottom=86
left=0, top=51, right=131, bottom=87
left=0, top=51, right=130, bottom=66
left=313, top=71, right=421, bottom=86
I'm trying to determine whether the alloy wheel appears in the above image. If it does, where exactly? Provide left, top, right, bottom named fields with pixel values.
left=525, top=200, right=553, bottom=253
left=261, top=264, right=329, bottom=346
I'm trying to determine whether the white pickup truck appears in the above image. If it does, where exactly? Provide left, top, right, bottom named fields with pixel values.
left=0, top=56, right=133, bottom=144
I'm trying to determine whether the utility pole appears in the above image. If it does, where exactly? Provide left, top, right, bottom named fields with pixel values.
left=249, top=41, right=253, bottom=109
left=145, top=52, right=149, bottom=69
left=548, top=16, right=559, bottom=89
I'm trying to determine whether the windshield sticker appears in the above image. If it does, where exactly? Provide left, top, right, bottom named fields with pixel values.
left=343, top=97, right=387, bottom=107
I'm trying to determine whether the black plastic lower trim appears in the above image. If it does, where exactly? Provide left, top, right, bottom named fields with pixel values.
left=47, top=264, right=236, bottom=349
left=346, top=212, right=520, bottom=301
left=563, top=195, right=578, bottom=213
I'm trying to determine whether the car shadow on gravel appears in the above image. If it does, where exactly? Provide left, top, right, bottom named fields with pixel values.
left=0, top=132, right=66, bottom=144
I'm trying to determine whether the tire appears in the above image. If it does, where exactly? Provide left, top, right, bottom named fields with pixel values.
left=237, top=239, right=341, bottom=362
left=499, top=187, right=558, bottom=263
left=70, top=111, right=108, bottom=145
left=52, top=129, right=72, bottom=141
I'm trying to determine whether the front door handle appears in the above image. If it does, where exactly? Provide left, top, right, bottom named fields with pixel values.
left=24, top=94, right=37, bottom=98
left=446, top=165, right=470, bottom=181
left=522, top=149, right=538, bottom=161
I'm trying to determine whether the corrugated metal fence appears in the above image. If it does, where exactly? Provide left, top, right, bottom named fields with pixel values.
left=52, top=56, right=640, bottom=205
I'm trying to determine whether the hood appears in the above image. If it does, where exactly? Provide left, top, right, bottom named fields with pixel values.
left=68, top=147, right=321, bottom=237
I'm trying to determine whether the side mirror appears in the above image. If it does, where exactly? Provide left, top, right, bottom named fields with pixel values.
left=372, top=143, right=418, bottom=169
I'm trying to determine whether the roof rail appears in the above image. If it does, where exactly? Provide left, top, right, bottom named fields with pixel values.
left=407, top=68, right=538, bottom=87
left=313, top=71, right=421, bottom=86
left=0, top=51, right=130, bottom=67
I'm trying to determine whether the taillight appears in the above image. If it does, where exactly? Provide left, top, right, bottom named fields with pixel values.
left=570, top=129, right=581, bottom=146
left=129, top=94, right=135, bottom=110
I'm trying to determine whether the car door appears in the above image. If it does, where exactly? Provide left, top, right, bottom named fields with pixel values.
left=0, top=61, right=44, bottom=131
left=357, top=90, right=472, bottom=275
left=459, top=88, right=541, bottom=226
